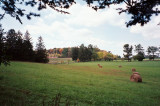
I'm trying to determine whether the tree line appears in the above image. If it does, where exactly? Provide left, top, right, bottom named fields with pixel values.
left=71, top=44, right=120, bottom=62
left=123, top=44, right=160, bottom=62
left=0, top=25, right=48, bottom=66
left=47, top=44, right=120, bottom=62
left=1, top=24, right=159, bottom=65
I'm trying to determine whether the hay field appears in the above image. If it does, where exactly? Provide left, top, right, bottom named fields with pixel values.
left=0, top=61, right=160, bottom=105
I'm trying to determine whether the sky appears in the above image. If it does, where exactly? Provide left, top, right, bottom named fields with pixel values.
left=1, top=1, right=160, bottom=56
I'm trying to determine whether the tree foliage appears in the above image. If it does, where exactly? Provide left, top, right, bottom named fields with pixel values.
left=133, top=52, right=145, bottom=61
left=23, top=30, right=35, bottom=61
left=134, top=44, right=144, bottom=53
left=62, top=48, right=68, bottom=58
left=0, top=27, right=49, bottom=66
left=134, top=44, right=145, bottom=61
left=0, top=25, right=9, bottom=66
left=5, top=29, right=21, bottom=60
left=147, top=46, right=158, bottom=60
left=123, top=44, right=133, bottom=62
left=78, top=44, right=86, bottom=62
left=71, top=47, right=79, bottom=61
left=35, top=36, right=49, bottom=63
left=0, top=0, right=159, bottom=26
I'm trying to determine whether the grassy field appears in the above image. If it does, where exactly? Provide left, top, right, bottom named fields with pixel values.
left=48, top=58, right=73, bottom=64
left=0, top=61, right=160, bottom=105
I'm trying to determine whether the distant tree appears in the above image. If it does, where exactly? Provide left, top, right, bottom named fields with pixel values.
left=56, top=48, right=60, bottom=54
left=97, top=51, right=103, bottom=61
left=91, top=50, right=98, bottom=61
left=112, top=55, right=116, bottom=60
left=23, top=30, right=34, bottom=61
left=24, top=30, right=30, bottom=40
left=15, top=31, right=24, bottom=60
left=134, top=44, right=144, bottom=53
left=123, top=44, right=133, bottom=62
left=93, top=46, right=100, bottom=52
left=92, top=52, right=98, bottom=61
left=103, top=51, right=107, bottom=61
left=134, top=44, right=145, bottom=61
left=5, top=29, right=27, bottom=61
left=117, top=55, right=121, bottom=59
left=5, top=29, right=19, bottom=60
left=62, top=48, right=68, bottom=57
left=0, top=25, right=9, bottom=66
left=53, top=48, right=56, bottom=54
left=83, top=46, right=90, bottom=61
left=133, top=52, right=145, bottom=61
left=59, top=48, right=63, bottom=55
left=78, top=44, right=86, bottom=62
left=147, top=46, right=158, bottom=60
left=72, top=44, right=99, bottom=61
left=91, top=46, right=99, bottom=61
left=71, top=47, right=79, bottom=61
left=87, top=44, right=93, bottom=61
left=106, top=52, right=113, bottom=61
left=68, top=47, right=72, bottom=57
left=35, top=36, right=49, bottom=63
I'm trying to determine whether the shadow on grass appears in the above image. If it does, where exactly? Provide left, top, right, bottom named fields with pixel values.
left=0, top=85, right=79, bottom=106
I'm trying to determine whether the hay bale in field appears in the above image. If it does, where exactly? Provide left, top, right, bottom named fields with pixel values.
left=133, top=72, right=139, bottom=75
left=99, top=66, right=102, bottom=68
left=98, top=64, right=102, bottom=68
left=119, top=65, right=122, bottom=68
left=130, top=73, right=142, bottom=82
left=132, top=68, right=136, bottom=72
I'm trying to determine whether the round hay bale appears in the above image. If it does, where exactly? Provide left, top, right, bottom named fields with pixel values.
left=133, top=72, right=140, bottom=75
left=132, top=68, right=136, bottom=72
left=119, top=65, right=122, bottom=68
left=130, top=74, right=142, bottom=82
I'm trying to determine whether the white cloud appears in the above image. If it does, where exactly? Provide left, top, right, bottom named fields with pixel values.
left=22, top=3, right=128, bottom=50
left=64, top=4, right=127, bottom=27
left=20, top=3, right=159, bottom=56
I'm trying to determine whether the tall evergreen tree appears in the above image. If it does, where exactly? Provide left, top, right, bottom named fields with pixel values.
left=0, top=25, right=9, bottom=66
left=87, top=44, right=93, bottom=61
left=71, top=47, right=79, bottom=61
left=78, top=44, right=86, bottom=62
left=23, top=30, right=34, bottom=61
left=5, top=29, right=24, bottom=61
left=91, top=46, right=99, bottom=61
left=5, top=29, right=19, bottom=60
left=15, top=31, right=23, bottom=60
left=35, top=36, right=49, bottom=63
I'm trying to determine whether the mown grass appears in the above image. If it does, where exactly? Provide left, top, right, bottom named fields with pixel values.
left=0, top=61, right=160, bottom=105
left=48, top=58, right=73, bottom=64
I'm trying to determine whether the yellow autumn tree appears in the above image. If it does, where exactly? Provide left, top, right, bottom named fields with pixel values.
left=97, top=52, right=103, bottom=60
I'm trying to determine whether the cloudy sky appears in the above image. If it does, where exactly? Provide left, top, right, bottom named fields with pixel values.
left=1, top=1, right=160, bottom=56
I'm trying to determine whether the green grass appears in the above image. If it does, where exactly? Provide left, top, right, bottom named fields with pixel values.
left=0, top=61, right=160, bottom=105
left=48, top=58, right=73, bottom=64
